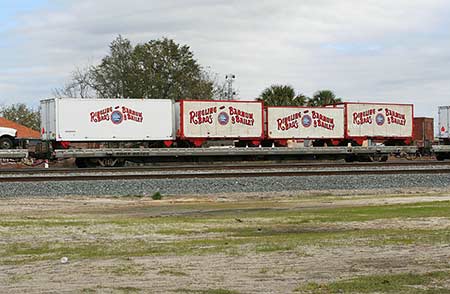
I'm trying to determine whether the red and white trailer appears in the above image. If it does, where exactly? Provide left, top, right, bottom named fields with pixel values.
left=176, top=100, right=264, bottom=147
left=331, top=102, right=414, bottom=145
left=266, top=106, right=345, bottom=146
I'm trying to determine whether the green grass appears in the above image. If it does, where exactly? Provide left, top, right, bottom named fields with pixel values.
left=108, top=200, right=450, bottom=226
left=6, top=273, right=32, bottom=284
left=80, top=286, right=142, bottom=293
left=294, top=271, right=450, bottom=293
left=114, top=286, right=142, bottom=293
left=173, top=289, right=239, bottom=294
left=109, top=263, right=145, bottom=276
left=0, top=219, right=92, bottom=228
left=3, top=225, right=449, bottom=265
left=1, top=200, right=450, bottom=265
left=158, top=269, right=189, bottom=276
left=255, top=243, right=295, bottom=252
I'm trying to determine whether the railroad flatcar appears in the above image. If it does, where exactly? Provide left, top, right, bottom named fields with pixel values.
left=32, top=98, right=426, bottom=167
left=39, top=99, right=416, bottom=148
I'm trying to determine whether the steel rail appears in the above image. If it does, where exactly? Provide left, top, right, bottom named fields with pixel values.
left=0, top=160, right=447, bottom=175
left=0, top=167, right=449, bottom=183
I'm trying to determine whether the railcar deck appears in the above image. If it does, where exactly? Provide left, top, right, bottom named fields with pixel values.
left=0, top=149, right=29, bottom=159
left=54, top=146, right=419, bottom=159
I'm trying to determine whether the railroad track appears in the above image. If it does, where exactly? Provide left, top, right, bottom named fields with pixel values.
left=0, top=160, right=448, bottom=175
left=0, top=161, right=449, bottom=182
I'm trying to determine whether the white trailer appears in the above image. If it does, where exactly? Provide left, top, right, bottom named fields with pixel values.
left=40, top=98, right=175, bottom=143
left=338, top=102, right=414, bottom=145
left=438, top=106, right=450, bottom=140
left=176, top=100, right=264, bottom=146
left=266, top=107, right=345, bottom=143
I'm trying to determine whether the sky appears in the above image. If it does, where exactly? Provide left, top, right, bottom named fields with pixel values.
left=1, top=0, right=450, bottom=117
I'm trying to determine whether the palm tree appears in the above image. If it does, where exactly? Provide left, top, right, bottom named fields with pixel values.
left=308, top=90, right=342, bottom=106
left=258, top=85, right=308, bottom=107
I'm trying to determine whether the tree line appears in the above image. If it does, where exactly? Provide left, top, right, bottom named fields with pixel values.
left=258, top=85, right=342, bottom=107
left=1, top=36, right=343, bottom=130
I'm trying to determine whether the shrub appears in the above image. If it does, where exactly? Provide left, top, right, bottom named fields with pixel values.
left=151, top=192, right=162, bottom=200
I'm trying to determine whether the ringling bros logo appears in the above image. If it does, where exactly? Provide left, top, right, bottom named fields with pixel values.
left=189, top=105, right=255, bottom=126
left=277, top=110, right=335, bottom=131
left=90, top=106, right=143, bottom=125
left=352, top=108, right=406, bottom=126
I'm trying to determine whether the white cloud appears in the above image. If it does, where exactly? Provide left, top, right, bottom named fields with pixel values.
left=1, top=0, right=450, bottom=117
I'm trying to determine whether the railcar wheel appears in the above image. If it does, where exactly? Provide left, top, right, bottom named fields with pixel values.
left=369, top=154, right=389, bottom=162
left=344, top=155, right=355, bottom=162
left=98, top=158, right=125, bottom=167
left=436, top=154, right=447, bottom=161
left=75, top=158, right=88, bottom=168
left=0, top=137, right=13, bottom=149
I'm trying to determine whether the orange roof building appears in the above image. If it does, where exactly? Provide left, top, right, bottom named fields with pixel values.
left=0, top=117, right=40, bottom=139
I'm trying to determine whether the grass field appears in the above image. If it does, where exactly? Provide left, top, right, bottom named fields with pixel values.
left=0, top=193, right=449, bottom=293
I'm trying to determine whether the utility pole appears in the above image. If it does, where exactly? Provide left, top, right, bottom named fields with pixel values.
left=224, top=74, right=236, bottom=100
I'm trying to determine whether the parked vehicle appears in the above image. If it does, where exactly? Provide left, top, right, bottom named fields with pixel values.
left=0, top=126, right=17, bottom=149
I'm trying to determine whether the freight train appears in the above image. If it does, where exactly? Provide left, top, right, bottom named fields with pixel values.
left=0, top=98, right=443, bottom=167
left=40, top=98, right=415, bottom=148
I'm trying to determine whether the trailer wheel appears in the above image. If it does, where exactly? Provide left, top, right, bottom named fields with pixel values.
left=75, top=158, right=88, bottom=168
left=369, top=154, right=389, bottom=162
left=344, top=155, right=355, bottom=162
left=436, top=154, right=446, bottom=161
left=0, top=137, right=14, bottom=149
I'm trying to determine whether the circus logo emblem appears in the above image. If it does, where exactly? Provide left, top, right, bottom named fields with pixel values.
left=111, top=110, right=124, bottom=124
left=376, top=113, right=385, bottom=126
left=218, top=112, right=230, bottom=125
left=302, top=115, right=312, bottom=128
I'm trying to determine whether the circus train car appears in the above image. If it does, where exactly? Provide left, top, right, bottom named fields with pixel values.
left=265, top=106, right=345, bottom=146
left=326, top=102, right=414, bottom=146
left=175, top=100, right=264, bottom=147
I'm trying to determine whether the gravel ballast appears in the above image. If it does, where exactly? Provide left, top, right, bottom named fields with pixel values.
left=0, top=173, right=449, bottom=197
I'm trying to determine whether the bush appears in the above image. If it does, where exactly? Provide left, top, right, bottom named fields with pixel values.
left=151, top=192, right=162, bottom=200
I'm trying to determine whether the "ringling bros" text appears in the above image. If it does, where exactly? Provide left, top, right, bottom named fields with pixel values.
left=189, top=106, right=255, bottom=126
left=277, top=110, right=335, bottom=131
left=353, top=108, right=406, bottom=126
left=90, top=106, right=143, bottom=123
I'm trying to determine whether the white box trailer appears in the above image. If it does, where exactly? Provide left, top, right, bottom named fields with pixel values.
left=438, top=106, right=450, bottom=139
left=40, top=98, right=175, bottom=142
left=176, top=100, right=264, bottom=146
left=338, top=102, right=413, bottom=144
left=266, top=106, right=345, bottom=140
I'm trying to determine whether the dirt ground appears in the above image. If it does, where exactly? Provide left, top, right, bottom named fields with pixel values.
left=0, top=191, right=449, bottom=293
